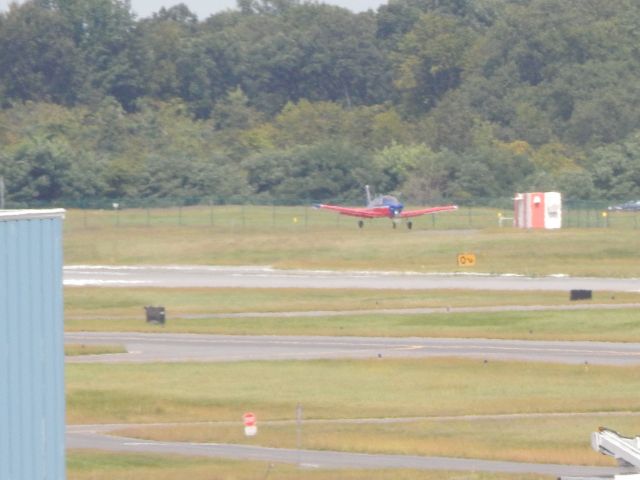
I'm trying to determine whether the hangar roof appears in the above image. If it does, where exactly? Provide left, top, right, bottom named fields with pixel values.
left=0, top=209, right=66, bottom=221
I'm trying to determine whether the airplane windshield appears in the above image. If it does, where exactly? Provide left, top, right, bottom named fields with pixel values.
left=380, top=195, right=399, bottom=205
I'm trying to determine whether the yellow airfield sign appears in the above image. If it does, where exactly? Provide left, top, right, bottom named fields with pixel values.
left=457, top=253, right=476, bottom=267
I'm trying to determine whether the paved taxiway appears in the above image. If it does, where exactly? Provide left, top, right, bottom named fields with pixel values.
left=64, top=265, right=640, bottom=291
left=65, top=332, right=640, bottom=366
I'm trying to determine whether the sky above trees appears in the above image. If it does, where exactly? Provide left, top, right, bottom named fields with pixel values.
left=0, top=0, right=388, bottom=19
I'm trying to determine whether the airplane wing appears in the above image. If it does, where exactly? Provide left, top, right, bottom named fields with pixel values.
left=313, top=204, right=386, bottom=218
left=399, top=205, right=458, bottom=218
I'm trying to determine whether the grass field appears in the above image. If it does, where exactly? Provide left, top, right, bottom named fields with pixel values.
left=64, top=287, right=640, bottom=317
left=67, top=358, right=639, bottom=424
left=66, top=357, right=640, bottom=467
left=64, top=307, right=640, bottom=342
left=62, top=206, right=640, bottom=478
left=113, top=414, right=640, bottom=466
left=64, top=287, right=640, bottom=341
left=63, top=207, right=640, bottom=276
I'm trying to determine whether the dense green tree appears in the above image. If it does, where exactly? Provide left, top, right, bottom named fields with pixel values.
left=589, top=133, right=640, bottom=200
left=0, top=136, right=72, bottom=202
left=55, top=0, right=147, bottom=110
left=0, top=2, right=82, bottom=104
left=287, top=4, right=392, bottom=107
left=464, top=0, right=640, bottom=146
left=136, top=5, right=199, bottom=101
left=393, top=12, right=476, bottom=114
left=372, top=143, right=424, bottom=191
left=244, top=141, right=374, bottom=202
left=376, top=0, right=498, bottom=47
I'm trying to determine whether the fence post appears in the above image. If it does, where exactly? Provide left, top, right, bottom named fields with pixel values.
left=296, top=403, right=303, bottom=467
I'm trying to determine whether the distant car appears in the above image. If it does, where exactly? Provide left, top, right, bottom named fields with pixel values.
left=608, top=200, right=640, bottom=211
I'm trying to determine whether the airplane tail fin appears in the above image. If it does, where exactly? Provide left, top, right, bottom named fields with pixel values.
left=365, top=185, right=372, bottom=206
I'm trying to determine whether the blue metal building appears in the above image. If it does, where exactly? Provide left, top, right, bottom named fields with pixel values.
left=0, top=209, right=66, bottom=480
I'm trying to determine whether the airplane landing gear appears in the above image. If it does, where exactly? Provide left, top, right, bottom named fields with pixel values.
left=407, top=221, right=413, bottom=230
left=358, top=220, right=364, bottom=229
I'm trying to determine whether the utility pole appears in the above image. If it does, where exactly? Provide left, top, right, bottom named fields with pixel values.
left=296, top=403, right=303, bottom=468
left=0, top=176, right=5, bottom=209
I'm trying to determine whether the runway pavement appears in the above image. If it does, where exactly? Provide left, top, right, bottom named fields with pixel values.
left=65, top=332, right=640, bottom=366
left=64, top=264, right=640, bottom=291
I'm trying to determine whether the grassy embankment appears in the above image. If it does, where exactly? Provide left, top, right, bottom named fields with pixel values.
left=64, top=206, right=640, bottom=276
left=115, top=414, right=640, bottom=467
left=65, top=287, right=640, bottom=341
left=67, top=357, right=639, bottom=466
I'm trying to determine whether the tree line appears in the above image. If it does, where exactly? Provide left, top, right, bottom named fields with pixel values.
left=1, top=0, right=640, bottom=205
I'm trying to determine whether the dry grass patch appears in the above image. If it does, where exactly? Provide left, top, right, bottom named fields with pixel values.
left=64, top=287, right=640, bottom=318
left=65, top=344, right=126, bottom=356
left=65, top=304, right=640, bottom=342
left=112, top=415, right=640, bottom=467
left=66, top=358, right=640, bottom=425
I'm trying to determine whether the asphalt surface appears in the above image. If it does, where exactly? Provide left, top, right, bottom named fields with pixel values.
left=64, top=332, right=640, bottom=366
left=64, top=265, right=640, bottom=291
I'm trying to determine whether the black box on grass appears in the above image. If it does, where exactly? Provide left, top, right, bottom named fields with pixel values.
left=145, top=306, right=166, bottom=324
left=570, top=290, right=592, bottom=301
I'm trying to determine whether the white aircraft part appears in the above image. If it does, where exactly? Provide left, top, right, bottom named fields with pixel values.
left=365, top=185, right=372, bottom=205
left=592, top=428, right=640, bottom=469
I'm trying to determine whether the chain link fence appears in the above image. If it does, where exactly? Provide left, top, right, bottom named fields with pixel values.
left=33, top=197, right=639, bottom=232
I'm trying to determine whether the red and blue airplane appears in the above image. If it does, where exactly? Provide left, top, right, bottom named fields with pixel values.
left=314, top=186, right=458, bottom=229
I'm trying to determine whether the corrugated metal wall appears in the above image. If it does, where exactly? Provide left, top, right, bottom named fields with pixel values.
left=0, top=210, right=66, bottom=480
